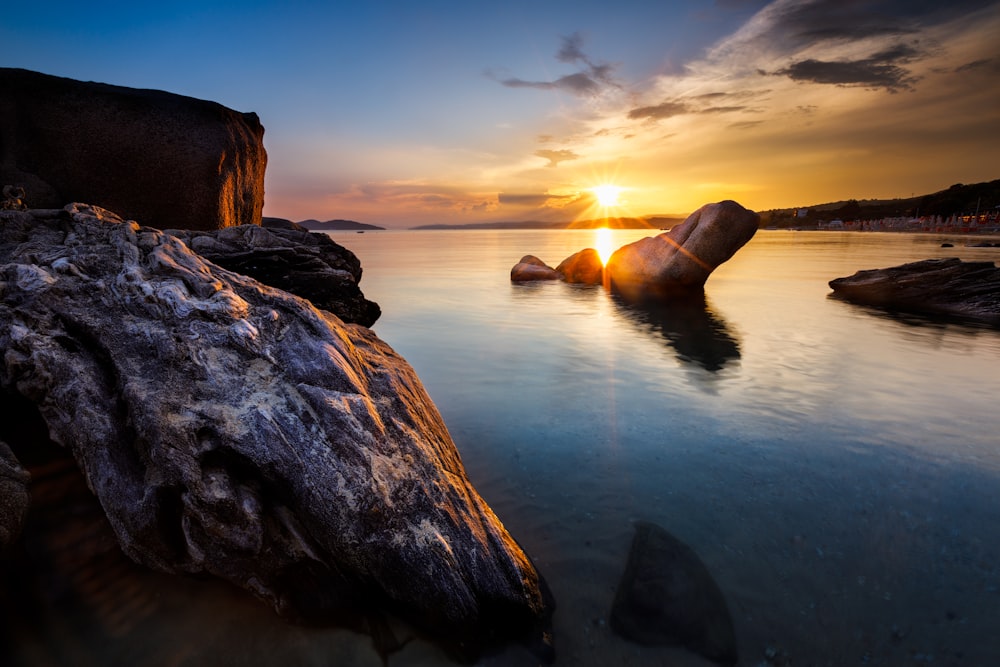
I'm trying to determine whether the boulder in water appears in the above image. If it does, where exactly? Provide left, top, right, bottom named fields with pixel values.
left=606, top=201, right=758, bottom=300
left=511, top=255, right=562, bottom=282
left=829, top=258, right=1000, bottom=325
left=556, top=248, right=604, bottom=285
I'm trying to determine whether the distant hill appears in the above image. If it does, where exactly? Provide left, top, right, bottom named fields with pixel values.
left=298, top=218, right=385, bottom=231
left=761, top=178, right=1000, bottom=228
left=412, top=216, right=673, bottom=230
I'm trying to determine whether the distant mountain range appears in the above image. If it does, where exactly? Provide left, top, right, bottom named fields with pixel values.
left=296, top=218, right=385, bottom=231
left=412, top=216, right=684, bottom=230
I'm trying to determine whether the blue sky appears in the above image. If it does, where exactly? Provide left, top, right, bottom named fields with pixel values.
left=4, top=0, right=999, bottom=227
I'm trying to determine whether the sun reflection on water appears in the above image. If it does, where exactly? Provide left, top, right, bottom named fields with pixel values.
left=595, top=227, right=614, bottom=265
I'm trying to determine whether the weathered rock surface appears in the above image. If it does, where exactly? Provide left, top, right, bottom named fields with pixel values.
left=0, top=204, right=553, bottom=660
left=829, top=258, right=1000, bottom=325
left=0, top=439, right=29, bottom=550
left=510, top=255, right=562, bottom=282
left=606, top=201, right=759, bottom=300
left=166, top=225, right=381, bottom=327
left=556, top=248, right=604, bottom=285
left=0, top=68, right=266, bottom=231
left=610, top=521, right=737, bottom=666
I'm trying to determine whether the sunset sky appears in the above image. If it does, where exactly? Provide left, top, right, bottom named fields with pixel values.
left=5, top=0, right=999, bottom=227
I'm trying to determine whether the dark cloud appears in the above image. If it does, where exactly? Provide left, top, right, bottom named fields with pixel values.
left=955, top=58, right=995, bottom=72
left=534, top=149, right=580, bottom=168
left=759, top=0, right=993, bottom=47
left=499, top=192, right=578, bottom=206
left=557, top=32, right=588, bottom=64
left=700, top=105, right=749, bottom=114
left=628, top=93, right=754, bottom=121
left=728, top=120, right=765, bottom=129
left=495, top=32, right=619, bottom=97
left=773, top=42, right=923, bottom=92
left=502, top=72, right=603, bottom=95
left=628, top=101, right=690, bottom=120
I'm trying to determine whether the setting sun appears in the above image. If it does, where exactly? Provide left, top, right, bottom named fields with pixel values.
left=592, top=184, right=623, bottom=208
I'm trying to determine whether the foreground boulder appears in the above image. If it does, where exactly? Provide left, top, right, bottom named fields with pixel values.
left=167, top=226, right=381, bottom=327
left=0, top=204, right=553, bottom=660
left=611, top=521, right=737, bottom=665
left=829, top=258, right=1000, bottom=325
left=0, top=68, right=265, bottom=230
left=606, top=201, right=758, bottom=300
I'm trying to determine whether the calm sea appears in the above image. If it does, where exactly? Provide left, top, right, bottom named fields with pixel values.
left=341, top=229, right=1000, bottom=667
left=5, top=229, right=999, bottom=667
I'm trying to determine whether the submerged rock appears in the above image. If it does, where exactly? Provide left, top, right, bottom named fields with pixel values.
left=0, top=67, right=266, bottom=230
left=0, top=203, right=553, bottom=661
left=606, top=201, right=758, bottom=300
left=610, top=521, right=737, bottom=666
left=511, top=255, right=562, bottom=282
left=556, top=248, right=604, bottom=285
left=166, top=225, right=381, bottom=327
left=829, top=258, right=1000, bottom=325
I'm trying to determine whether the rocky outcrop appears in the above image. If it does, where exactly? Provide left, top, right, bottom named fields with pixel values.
left=261, top=217, right=307, bottom=232
left=0, top=68, right=265, bottom=231
left=0, top=204, right=553, bottom=661
left=611, top=521, right=737, bottom=666
left=166, top=226, right=381, bottom=327
left=829, top=258, right=1000, bottom=325
left=606, top=201, right=759, bottom=300
left=510, top=255, right=563, bottom=282
left=556, top=248, right=603, bottom=285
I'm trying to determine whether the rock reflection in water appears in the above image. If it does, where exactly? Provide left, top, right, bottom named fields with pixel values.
left=611, top=291, right=740, bottom=372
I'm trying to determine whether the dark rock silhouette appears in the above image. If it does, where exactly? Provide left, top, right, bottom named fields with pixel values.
left=0, top=439, right=29, bottom=550
left=0, top=203, right=553, bottom=662
left=829, top=258, right=1000, bottom=326
left=0, top=68, right=266, bottom=231
left=261, top=216, right=307, bottom=232
left=611, top=521, right=737, bottom=666
left=167, top=225, right=381, bottom=327
left=556, top=248, right=604, bottom=285
left=606, top=201, right=758, bottom=300
left=511, top=255, right=562, bottom=282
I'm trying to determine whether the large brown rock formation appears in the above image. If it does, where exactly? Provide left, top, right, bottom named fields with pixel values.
left=0, top=68, right=266, bottom=231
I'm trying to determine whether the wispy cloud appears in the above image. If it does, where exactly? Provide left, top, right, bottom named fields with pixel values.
left=534, top=149, right=580, bottom=167
left=494, top=32, right=620, bottom=97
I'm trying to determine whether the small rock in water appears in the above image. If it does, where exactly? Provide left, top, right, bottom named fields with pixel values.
left=610, top=521, right=738, bottom=665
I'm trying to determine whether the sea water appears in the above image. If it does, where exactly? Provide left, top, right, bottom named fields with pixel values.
left=343, top=229, right=1000, bottom=666
left=5, top=229, right=999, bottom=666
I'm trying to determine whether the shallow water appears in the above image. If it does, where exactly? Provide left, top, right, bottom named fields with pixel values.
left=4, top=229, right=1000, bottom=666
left=350, top=229, right=1000, bottom=666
